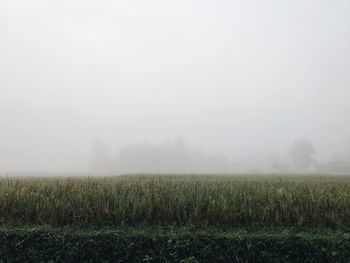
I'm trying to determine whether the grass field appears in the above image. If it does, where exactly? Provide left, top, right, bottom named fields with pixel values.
left=0, top=175, right=349, bottom=227
left=0, top=175, right=349, bottom=262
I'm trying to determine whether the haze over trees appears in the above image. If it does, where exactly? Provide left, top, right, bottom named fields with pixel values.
left=91, top=138, right=231, bottom=174
left=0, top=1, right=350, bottom=174
left=288, top=139, right=315, bottom=172
left=88, top=137, right=350, bottom=175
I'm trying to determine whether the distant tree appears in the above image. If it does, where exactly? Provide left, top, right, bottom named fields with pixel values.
left=289, top=139, right=315, bottom=172
left=90, top=140, right=114, bottom=173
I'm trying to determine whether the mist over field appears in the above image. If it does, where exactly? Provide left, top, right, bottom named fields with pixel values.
left=1, top=0, right=350, bottom=174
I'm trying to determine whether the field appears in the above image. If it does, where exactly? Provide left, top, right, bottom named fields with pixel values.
left=0, top=175, right=349, bottom=227
left=0, top=175, right=349, bottom=262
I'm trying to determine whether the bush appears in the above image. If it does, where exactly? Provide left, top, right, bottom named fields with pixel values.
left=0, top=227, right=349, bottom=263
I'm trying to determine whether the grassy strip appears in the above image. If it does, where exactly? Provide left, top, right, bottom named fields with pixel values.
left=0, top=227, right=349, bottom=262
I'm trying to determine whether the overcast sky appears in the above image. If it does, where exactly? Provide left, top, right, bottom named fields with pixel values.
left=1, top=0, right=350, bottom=172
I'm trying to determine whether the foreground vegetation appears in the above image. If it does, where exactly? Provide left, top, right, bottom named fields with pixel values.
left=0, top=175, right=349, bottom=262
left=1, top=226, right=349, bottom=262
left=0, top=175, right=349, bottom=227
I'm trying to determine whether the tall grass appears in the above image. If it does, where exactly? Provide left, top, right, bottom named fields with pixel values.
left=0, top=175, right=349, bottom=227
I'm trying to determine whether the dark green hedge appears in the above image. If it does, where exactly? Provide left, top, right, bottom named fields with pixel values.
left=0, top=227, right=349, bottom=262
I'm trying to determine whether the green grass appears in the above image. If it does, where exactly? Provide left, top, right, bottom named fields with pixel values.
left=0, top=175, right=349, bottom=227
left=0, top=226, right=349, bottom=262
left=0, top=175, right=349, bottom=262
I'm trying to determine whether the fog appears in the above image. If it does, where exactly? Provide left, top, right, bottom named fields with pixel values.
left=1, top=0, right=350, bottom=174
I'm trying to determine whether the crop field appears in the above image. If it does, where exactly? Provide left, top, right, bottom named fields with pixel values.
left=0, top=175, right=349, bottom=227
left=0, top=175, right=349, bottom=262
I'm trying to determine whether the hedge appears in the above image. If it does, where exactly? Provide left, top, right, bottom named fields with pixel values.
left=0, top=227, right=349, bottom=262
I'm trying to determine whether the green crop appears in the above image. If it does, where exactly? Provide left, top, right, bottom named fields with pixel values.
left=0, top=175, right=349, bottom=227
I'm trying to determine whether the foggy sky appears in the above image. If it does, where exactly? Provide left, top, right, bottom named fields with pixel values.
left=1, top=0, right=350, bottom=173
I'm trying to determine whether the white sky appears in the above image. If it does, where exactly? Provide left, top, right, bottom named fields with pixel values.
left=0, top=0, right=350, bottom=172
